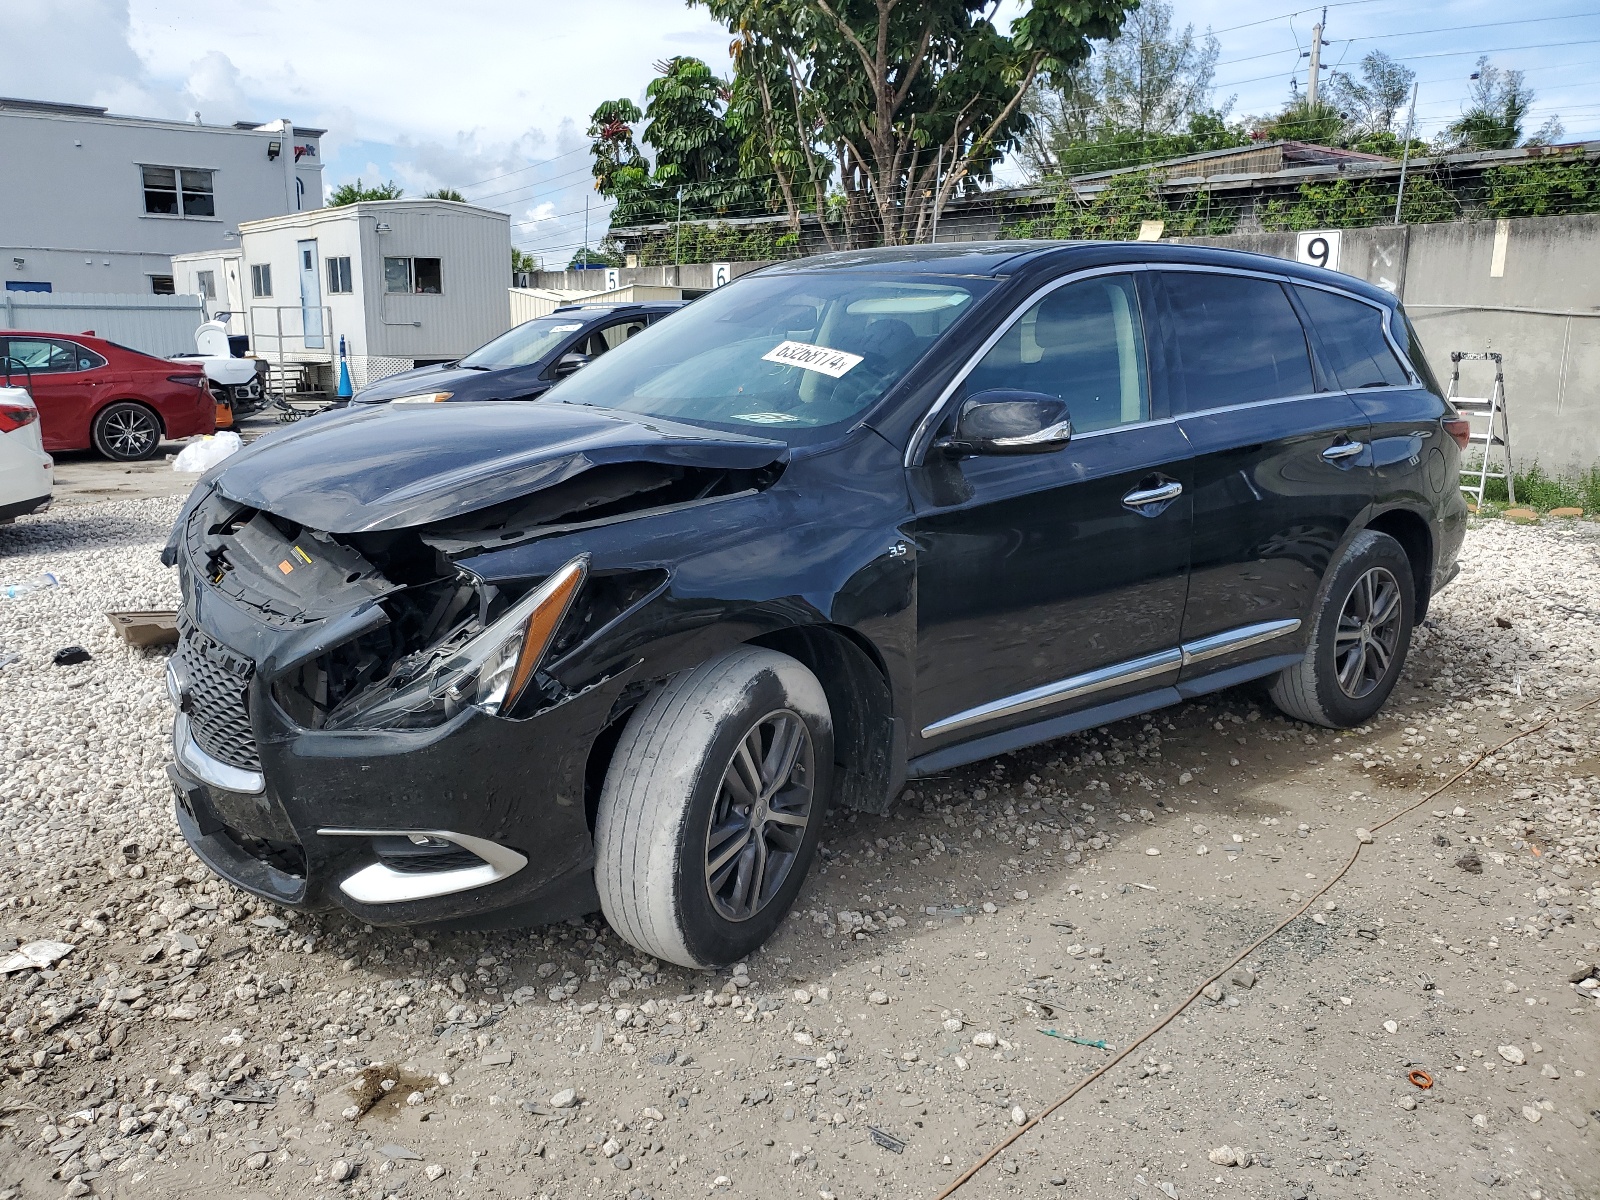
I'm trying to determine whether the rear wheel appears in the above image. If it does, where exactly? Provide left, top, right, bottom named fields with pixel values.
left=1269, top=530, right=1415, bottom=728
left=594, top=646, right=833, bottom=968
left=91, top=401, right=162, bottom=461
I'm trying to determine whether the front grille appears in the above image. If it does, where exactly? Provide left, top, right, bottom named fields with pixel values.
left=178, top=621, right=261, bottom=772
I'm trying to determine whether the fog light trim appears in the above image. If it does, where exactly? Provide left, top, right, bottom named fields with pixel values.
left=317, top=827, right=528, bottom=904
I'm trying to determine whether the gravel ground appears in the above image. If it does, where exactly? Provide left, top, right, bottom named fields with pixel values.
left=0, top=500, right=1596, bottom=1200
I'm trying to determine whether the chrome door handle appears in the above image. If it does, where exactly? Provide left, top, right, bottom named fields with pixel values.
left=1321, top=440, right=1366, bottom=461
left=1122, top=480, right=1183, bottom=507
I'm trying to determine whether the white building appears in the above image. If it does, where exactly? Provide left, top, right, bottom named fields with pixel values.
left=1, top=96, right=323, bottom=297
left=176, top=199, right=512, bottom=389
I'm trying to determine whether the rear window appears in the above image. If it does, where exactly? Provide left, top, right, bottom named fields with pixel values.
left=1398, top=308, right=1445, bottom=398
left=1294, top=286, right=1410, bottom=390
left=1161, top=272, right=1315, bottom=412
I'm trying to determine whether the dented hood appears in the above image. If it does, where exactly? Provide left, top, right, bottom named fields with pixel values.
left=211, top=402, right=788, bottom=533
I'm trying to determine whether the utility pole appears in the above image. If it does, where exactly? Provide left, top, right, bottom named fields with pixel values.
left=675, top=187, right=684, bottom=268
left=582, top=193, right=589, bottom=271
left=1393, top=81, right=1420, bottom=225
left=1306, top=7, right=1327, bottom=109
left=930, top=146, right=943, bottom=244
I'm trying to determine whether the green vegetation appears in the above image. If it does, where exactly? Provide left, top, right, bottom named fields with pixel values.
left=1009, top=169, right=1237, bottom=239
left=327, top=179, right=403, bottom=206
left=1258, top=171, right=1458, bottom=231
left=1484, top=154, right=1600, bottom=219
left=1479, top=463, right=1600, bottom=514
left=424, top=187, right=466, bottom=201
left=630, top=222, right=798, bottom=267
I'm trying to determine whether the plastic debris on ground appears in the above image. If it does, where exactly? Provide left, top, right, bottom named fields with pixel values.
left=0, top=941, right=76, bottom=973
left=172, top=430, right=243, bottom=473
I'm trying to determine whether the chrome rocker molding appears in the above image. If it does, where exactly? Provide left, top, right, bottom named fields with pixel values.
left=316, top=828, right=528, bottom=905
left=921, top=617, right=1302, bottom=740
left=174, top=713, right=266, bottom=795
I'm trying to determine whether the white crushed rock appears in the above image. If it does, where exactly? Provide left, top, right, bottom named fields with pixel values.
left=0, top=501, right=1596, bottom=1198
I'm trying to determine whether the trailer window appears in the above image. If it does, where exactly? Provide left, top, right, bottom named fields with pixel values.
left=384, top=257, right=443, bottom=294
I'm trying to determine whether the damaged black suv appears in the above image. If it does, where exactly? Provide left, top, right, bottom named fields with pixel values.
left=163, top=242, right=1466, bottom=968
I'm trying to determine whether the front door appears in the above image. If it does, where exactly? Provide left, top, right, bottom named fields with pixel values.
left=1, top=336, right=107, bottom=451
left=1152, top=269, right=1372, bottom=676
left=910, top=272, right=1193, bottom=753
left=297, top=240, right=324, bottom=350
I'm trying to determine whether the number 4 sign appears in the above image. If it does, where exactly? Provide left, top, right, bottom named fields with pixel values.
left=1296, top=229, right=1342, bottom=272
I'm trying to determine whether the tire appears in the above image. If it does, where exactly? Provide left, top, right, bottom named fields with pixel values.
left=1269, top=530, right=1416, bottom=728
left=594, top=646, right=834, bottom=968
left=91, top=401, right=163, bottom=461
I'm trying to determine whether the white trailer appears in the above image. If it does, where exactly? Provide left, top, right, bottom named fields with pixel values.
left=216, top=200, right=511, bottom=391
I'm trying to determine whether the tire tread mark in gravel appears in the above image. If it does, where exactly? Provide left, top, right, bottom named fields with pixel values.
left=930, top=691, right=1600, bottom=1200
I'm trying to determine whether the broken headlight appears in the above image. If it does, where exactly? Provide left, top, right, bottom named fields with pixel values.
left=324, top=556, right=588, bottom=731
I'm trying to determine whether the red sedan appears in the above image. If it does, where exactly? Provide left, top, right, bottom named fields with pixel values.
left=0, top=331, right=214, bottom=461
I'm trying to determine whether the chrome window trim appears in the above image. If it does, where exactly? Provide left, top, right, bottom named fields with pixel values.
left=174, top=713, right=264, bottom=795
left=317, top=827, right=528, bottom=904
left=920, top=616, right=1304, bottom=741
left=905, top=260, right=1424, bottom=467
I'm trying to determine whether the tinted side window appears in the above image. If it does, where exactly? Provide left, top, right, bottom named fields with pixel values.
left=1399, top=309, right=1445, bottom=397
left=1162, top=272, right=1314, bottom=412
left=5, top=338, right=79, bottom=373
left=965, top=274, right=1149, bottom=434
left=1294, top=287, right=1410, bottom=389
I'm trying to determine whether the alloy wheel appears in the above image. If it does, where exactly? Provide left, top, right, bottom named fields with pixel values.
left=102, top=407, right=158, bottom=458
left=1333, top=566, right=1403, bottom=699
left=704, top=709, right=815, bottom=922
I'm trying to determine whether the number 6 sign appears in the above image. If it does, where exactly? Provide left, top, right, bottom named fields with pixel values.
left=1296, top=229, right=1342, bottom=272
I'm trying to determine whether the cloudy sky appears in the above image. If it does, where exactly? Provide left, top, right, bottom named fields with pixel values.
left=11, top=0, right=1599, bottom=267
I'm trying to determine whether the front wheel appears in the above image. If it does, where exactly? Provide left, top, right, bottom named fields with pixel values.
left=91, top=401, right=163, bottom=461
left=594, top=646, right=833, bottom=968
left=1269, top=529, right=1415, bottom=728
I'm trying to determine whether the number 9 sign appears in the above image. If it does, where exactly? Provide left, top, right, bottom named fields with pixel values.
left=1296, top=229, right=1342, bottom=272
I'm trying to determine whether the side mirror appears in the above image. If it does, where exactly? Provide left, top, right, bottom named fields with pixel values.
left=552, top=352, right=592, bottom=379
left=935, top=390, right=1072, bottom=456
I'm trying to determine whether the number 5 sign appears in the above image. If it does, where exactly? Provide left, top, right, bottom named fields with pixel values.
left=1296, top=230, right=1342, bottom=272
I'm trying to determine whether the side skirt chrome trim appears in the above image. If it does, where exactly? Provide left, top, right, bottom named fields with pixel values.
left=317, top=828, right=528, bottom=905
left=920, top=618, right=1303, bottom=742
left=921, top=648, right=1182, bottom=740
left=1179, top=618, right=1301, bottom=668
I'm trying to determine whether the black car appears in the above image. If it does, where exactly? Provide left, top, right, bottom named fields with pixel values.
left=345, top=302, right=684, bottom=406
left=162, top=242, right=1467, bottom=969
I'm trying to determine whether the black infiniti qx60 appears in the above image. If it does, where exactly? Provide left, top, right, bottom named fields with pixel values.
left=163, top=241, right=1466, bottom=969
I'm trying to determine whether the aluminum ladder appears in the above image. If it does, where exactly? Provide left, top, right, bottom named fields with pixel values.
left=1448, top=351, right=1513, bottom=507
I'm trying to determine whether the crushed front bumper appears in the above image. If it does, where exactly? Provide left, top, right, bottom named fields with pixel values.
left=165, top=617, right=621, bottom=928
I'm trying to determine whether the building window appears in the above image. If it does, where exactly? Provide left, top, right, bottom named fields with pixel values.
left=149, top=275, right=176, bottom=295
left=384, top=256, right=443, bottom=294
left=142, top=166, right=216, bottom=217
left=251, top=263, right=273, bottom=298
left=4, top=281, right=51, bottom=293
left=196, top=270, right=216, bottom=300
left=326, top=256, right=353, bottom=294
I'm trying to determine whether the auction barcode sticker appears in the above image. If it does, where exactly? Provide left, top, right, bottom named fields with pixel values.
left=761, top=340, right=863, bottom=378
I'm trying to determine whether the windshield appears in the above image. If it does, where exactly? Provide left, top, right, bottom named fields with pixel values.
left=547, top=272, right=990, bottom=435
left=459, top=315, right=590, bottom=369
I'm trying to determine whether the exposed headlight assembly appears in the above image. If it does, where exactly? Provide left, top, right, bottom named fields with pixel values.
left=388, top=391, right=454, bottom=404
left=326, top=556, right=588, bottom=730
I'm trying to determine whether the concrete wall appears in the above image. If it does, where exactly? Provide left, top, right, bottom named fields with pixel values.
left=1, top=107, right=321, bottom=295
left=1174, top=215, right=1600, bottom=474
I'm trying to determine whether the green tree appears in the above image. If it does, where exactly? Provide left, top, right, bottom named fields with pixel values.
left=1325, top=51, right=1415, bottom=141
left=425, top=187, right=466, bottom=201
left=695, top=0, right=1136, bottom=247
left=641, top=57, right=763, bottom=220
left=511, top=248, right=539, bottom=277
left=566, top=241, right=627, bottom=269
left=1261, top=98, right=1347, bottom=146
left=328, top=179, right=404, bottom=205
left=589, top=99, right=655, bottom=226
left=1440, top=57, right=1561, bottom=151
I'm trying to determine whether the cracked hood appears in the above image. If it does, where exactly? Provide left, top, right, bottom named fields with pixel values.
left=210, top=402, right=788, bottom=533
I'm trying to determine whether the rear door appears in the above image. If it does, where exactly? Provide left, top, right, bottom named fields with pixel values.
left=1, top=336, right=108, bottom=451
left=1154, top=269, right=1372, bottom=677
left=1292, top=284, right=1450, bottom=516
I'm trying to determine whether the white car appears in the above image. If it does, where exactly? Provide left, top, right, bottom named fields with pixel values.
left=0, top=384, right=52, bottom=524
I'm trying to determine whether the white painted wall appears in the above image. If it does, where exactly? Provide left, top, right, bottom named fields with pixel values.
left=0, top=102, right=322, bottom=297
